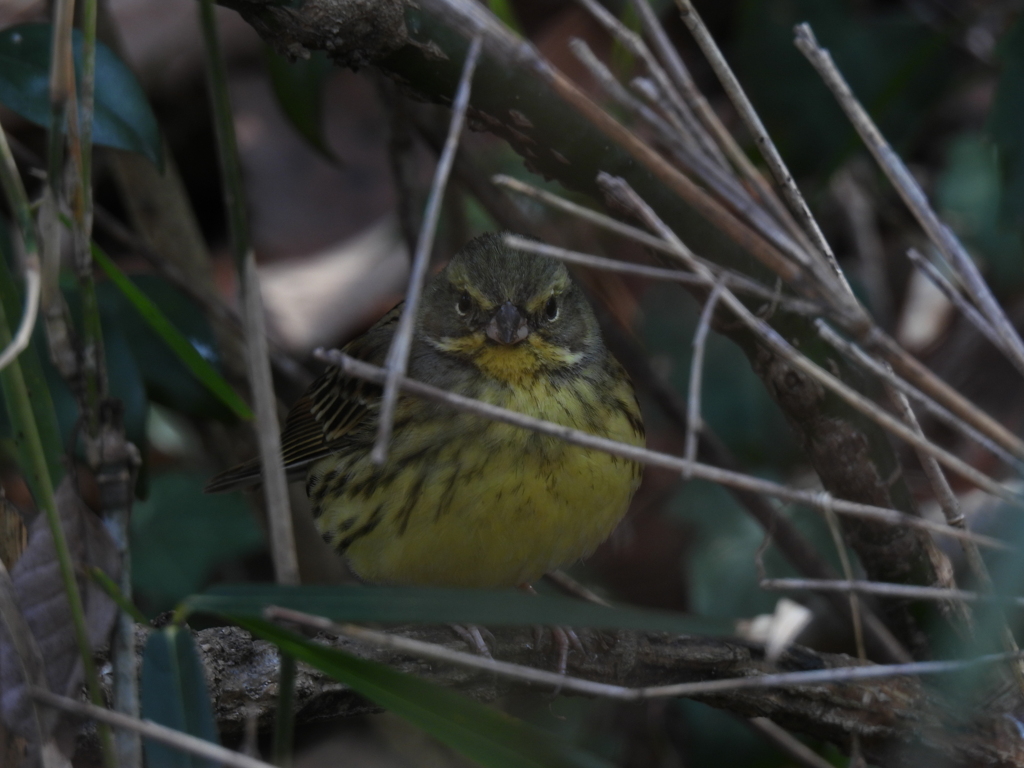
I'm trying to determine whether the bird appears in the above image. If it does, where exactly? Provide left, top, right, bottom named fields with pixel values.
left=206, top=232, right=645, bottom=592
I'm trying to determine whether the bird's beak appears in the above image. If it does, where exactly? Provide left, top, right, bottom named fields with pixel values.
left=486, top=301, right=529, bottom=345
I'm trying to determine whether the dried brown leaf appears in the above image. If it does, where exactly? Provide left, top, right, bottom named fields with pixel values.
left=0, top=478, right=120, bottom=759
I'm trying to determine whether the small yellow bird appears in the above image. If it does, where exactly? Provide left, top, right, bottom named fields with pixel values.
left=207, top=233, right=645, bottom=589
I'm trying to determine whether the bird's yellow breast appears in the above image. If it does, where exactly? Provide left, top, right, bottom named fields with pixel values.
left=309, top=367, right=643, bottom=587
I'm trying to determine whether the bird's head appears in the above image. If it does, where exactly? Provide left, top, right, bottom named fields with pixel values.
left=419, top=233, right=603, bottom=383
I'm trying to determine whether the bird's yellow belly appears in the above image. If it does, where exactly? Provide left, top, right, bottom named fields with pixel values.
left=309, top=377, right=643, bottom=587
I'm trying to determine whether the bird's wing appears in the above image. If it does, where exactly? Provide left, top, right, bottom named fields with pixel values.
left=204, top=304, right=401, bottom=493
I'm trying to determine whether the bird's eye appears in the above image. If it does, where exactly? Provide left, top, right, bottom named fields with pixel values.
left=545, top=296, right=559, bottom=321
left=456, top=292, right=472, bottom=316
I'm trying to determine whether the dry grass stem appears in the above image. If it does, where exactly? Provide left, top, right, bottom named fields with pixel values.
left=906, top=248, right=1009, bottom=356
left=627, top=0, right=728, bottom=168
left=373, top=34, right=483, bottom=465
left=762, top=578, right=1024, bottom=607
left=822, top=503, right=867, bottom=660
left=544, top=570, right=612, bottom=607
left=573, top=0, right=704, bottom=157
left=0, top=264, right=40, bottom=373
left=31, top=688, right=276, bottom=768
left=815, top=320, right=1024, bottom=470
left=686, top=282, right=725, bottom=468
left=599, top=174, right=1021, bottom=507
left=794, top=23, right=1024, bottom=381
left=672, top=0, right=853, bottom=303
left=503, top=235, right=818, bottom=314
left=242, top=254, right=299, bottom=585
left=314, top=349, right=1005, bottom=550
left=629, top=0, right=811, bottom=257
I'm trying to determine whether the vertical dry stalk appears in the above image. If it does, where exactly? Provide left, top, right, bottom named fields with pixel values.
left=197, top=0, right=299, bottom=587
left=373, top=34, right=483, bottom=463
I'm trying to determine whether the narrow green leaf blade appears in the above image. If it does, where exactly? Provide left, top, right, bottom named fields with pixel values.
left=91, top=244, right=253, bottom=421
left=0, top=23, right=163, bottom=167
left=236, top=617, right=611, bottom=768
left=141, top=626, right=220, bottom=768
left=186, top=584, right=730, bottom=635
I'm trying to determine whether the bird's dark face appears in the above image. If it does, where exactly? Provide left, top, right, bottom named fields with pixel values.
left=419, top=233, right=602, bottom=381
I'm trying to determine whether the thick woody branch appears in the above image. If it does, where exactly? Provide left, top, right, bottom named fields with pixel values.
left=139, top=624, right=1023, bottom=768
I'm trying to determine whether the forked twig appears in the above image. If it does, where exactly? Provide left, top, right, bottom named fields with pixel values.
left=374, top=33, right=483, bottom=464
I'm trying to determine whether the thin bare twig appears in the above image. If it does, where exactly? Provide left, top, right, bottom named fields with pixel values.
left=822, top=502, right=866, bottom=661
left=887, top=384, right=1024, bottom=689
left=815, top=320, right=1024, bottom=472
left=626, top=0, right=728, bottom=168
left=373, top=34, right=483, bottom=464
left=762, top=578, right=1024, bottom=607
left=794, top=22, right=1024, bottom=380
left=502, top=235, right=818, bottom=315
left=31, top=688, right=276, bottom=768
left=496, top=177, right=1024, bottom=466
left=686, top=282, right=725, bottom=469
left=672, top=0, right=856, bottom=309
left=628, top=0, right=813, bottom=258
left=314, top=349, right=1005, bottom=550
left=599, top=173, right=1022, bottom=508
left=265, top=604, right=1022, bottom=700
left=199, top=0, right=298, bottom=587
left=0, top=264, right=40, bottom=373
left=906, top=247, right=1008, bottom=356
left=544, top=570, right=611, bottom=607
left=574, top=0, right=708, bottom=163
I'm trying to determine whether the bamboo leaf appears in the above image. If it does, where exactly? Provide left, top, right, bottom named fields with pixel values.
left=0, top=23, right=162, bottom=167
left=140, top=626, right=220, bottom=768
left=91, top=244, right=253, bottom=421
left=186, top=584, right=730, bottom=635
left=236, top=617, right=611, bottom=768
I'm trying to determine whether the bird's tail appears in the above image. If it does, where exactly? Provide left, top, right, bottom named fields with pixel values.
left=204, top=458, right=264, bottom=494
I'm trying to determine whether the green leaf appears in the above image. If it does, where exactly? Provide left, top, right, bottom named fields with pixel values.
left=236, top=616, right=611, bottom=768
left=92, top=243, right=253, bottom=421
left=0, top=23, right=162, bottom=167
left=264, top=45, right=338, bottom=162
left=185, top=584, right=731, bottom=635
left=141, top=626, right=220, bottom=768
left=132, top=472, right=265, bottom=615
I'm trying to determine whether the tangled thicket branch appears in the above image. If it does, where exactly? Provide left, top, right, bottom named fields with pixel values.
left=98, top=624, right=1017, bottom=768
left=184, top=0, right=1024, bottom=764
